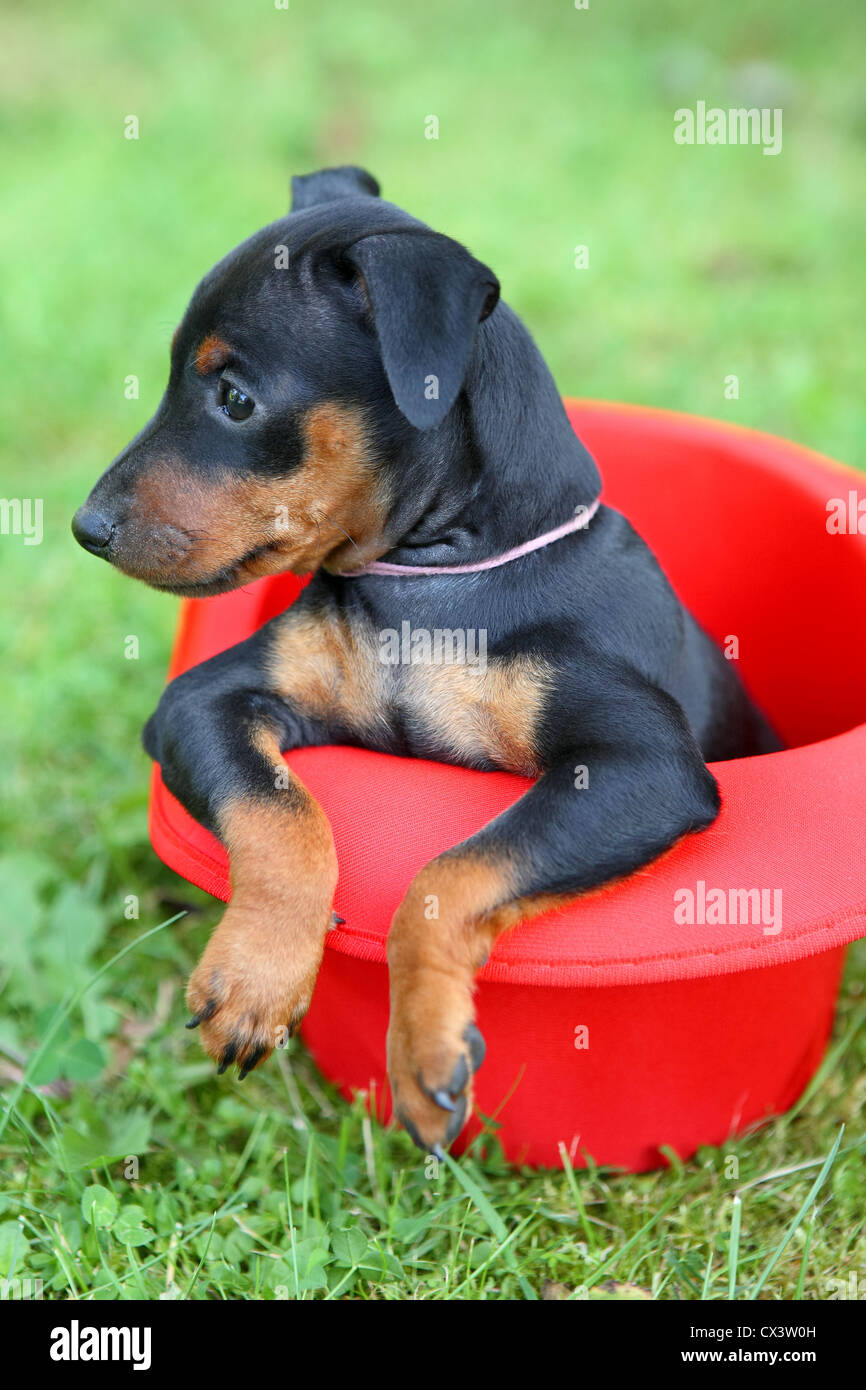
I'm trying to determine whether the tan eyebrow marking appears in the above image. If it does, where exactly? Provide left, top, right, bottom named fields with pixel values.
left=194, top=334, right=231, bottom=375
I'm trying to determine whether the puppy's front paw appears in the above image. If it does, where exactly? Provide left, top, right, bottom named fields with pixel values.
left=185, top=896, right=330, bottom=1078
left=387, top=978, right=486, bottom=1154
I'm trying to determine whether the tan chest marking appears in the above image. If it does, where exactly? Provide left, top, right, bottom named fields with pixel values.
left=269, top=609, right=555, bottom=775
left=403, top=653, right=555, bottom=776
left=267, top=607, right=390, bottom=739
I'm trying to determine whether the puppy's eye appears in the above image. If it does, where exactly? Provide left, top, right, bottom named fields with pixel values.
left=219, top=381, right=254, bottom=421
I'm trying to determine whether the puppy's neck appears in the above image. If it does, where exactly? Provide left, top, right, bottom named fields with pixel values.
left=378, top=302, right=602, bottom=569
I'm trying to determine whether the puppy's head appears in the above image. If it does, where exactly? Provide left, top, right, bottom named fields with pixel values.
left=72, top=166, right=499, bottom=595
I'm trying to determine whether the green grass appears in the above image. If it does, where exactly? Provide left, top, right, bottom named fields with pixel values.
left=2, top=894, right=865, bottom=1300
left=1, top=0, right=864, bottom=1300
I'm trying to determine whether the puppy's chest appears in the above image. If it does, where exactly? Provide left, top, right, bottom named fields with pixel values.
left=269, top=608, right=555, bottom=776
left=394, top=650, right=554, bottom=775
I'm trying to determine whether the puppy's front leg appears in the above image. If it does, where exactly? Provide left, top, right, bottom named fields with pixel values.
left=387, top=682, right=721, bottom=1151
left=189, top=763, right=337, bottom=1077
left=145, top=643, right=337, bottom=1078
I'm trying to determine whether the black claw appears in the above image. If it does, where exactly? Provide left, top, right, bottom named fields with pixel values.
left=331, top=913, right=346, bottom=926
left=216, top=1041, right=238, bottom=1076
left=431, top=1088, right=457, bottom=1113
left=464, top=1022, right=486, bottom=1073
left=447, top=1053, right=469, bottom=1098
left=185, top=998, right=217, bottom=1029
left=238, top=1045, right=267, bottom=1080
left=396, top=1108, right=427, bottom=1153
left=444, top=1095, right=468, bottom=1147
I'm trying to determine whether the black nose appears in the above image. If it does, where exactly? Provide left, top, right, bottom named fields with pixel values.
left=72, top=507, right=114, bottom=555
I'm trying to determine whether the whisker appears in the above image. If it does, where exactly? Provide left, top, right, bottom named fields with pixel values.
left=317, top=510, right=364, bottom=561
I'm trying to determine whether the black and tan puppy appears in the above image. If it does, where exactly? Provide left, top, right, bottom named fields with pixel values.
left=73, top=166, right=779, bottom=1153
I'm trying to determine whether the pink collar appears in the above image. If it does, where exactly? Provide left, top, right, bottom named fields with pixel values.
left=340, top=498, right=601, bottom=577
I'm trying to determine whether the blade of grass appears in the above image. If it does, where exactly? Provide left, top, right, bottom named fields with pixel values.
left=574, top=1188, right=683, bottom=1296
left=0, top=912, right=183, bottom=1142
left=283, top=1151, right=301, bottom=1298
left=794, top=1212, right=816, bottom=1301
left=748, top=1125, right=844, bottom=1300
left=558, top=1142, right=598, bottom=1253
left=447, top=1210, right=537, bottom=1299
left=440, top=1149, right=538, bottom=1300
left=728, top=1194, right=742, bottom=1300
left=183, top=1212, right=217, bottom=1300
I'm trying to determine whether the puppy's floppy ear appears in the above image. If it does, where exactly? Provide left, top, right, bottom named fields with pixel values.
left=291, top=165, right=380, bottom=211
left=344, top=231, right=500, bottom=429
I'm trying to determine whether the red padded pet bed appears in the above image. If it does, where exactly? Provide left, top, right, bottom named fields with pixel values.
left=149, top=401, right=866, bottom=1170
